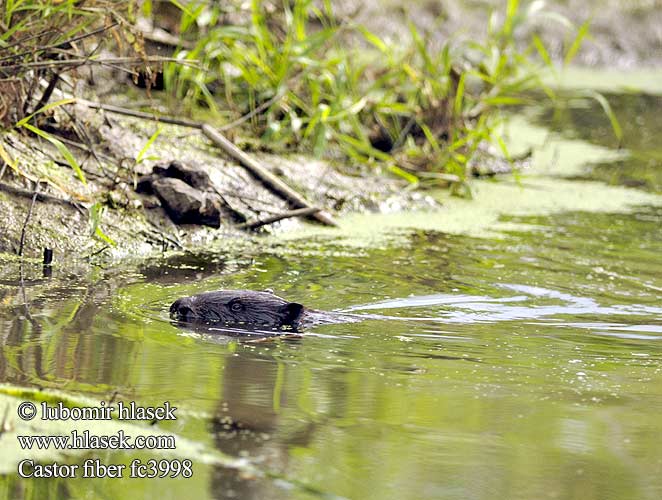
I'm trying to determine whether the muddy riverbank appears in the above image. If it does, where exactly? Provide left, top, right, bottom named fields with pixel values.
left=0, top=103, right=434, bottom=261
left=1, top=0, right=660, bottom=263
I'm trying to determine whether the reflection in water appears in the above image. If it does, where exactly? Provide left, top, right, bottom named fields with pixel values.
left=0, top=272, right=137, bottom=390
left=210, top=350, right=315, bottom=500
left=534, top=92, right=662, bottom=192
left=1, top=87, right=661, bottom=499
left=0, top=205, right=661, bottom=499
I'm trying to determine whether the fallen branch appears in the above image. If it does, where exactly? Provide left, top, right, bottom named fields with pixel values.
left=73, top=99, right=339, bottom=227
left=236, top=207, right=323, bottom=230
left=202, top=124, right=338, bottom=227
left=77, top=95, right=287, bottom=132
left=2, top=56, right=199, bottom=71
left=78, top=99, right=203, bottom=129
left=0, top=181, right=80, bottom=207
left=140, top=28, right=195, bottom=50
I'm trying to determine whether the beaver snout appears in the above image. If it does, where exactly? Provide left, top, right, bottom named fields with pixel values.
left=169, top=290, right=306, bottom=329
left=170, top=297, right=195, bottom=321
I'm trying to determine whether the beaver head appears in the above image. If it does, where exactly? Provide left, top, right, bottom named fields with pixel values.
left=169, top=290, right=305, bottom=329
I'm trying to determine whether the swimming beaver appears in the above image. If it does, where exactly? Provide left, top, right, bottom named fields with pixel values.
left=170, top=289, right=320, bottom=330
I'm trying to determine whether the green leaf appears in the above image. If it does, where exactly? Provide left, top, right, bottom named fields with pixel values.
left=0, top=141, right=17, bottom=170
left=359, top=26, right=388, bottom=53
left=89, top=202, right=117, bottom=247
left=454, top=72, right=467, bottom=116
left=15, top=98, right=76, bottom=127
left=136, top=125, right=163, bottom=164
left=169, top=0, right=193, bottom=17
left=336, top=133, right=392, bottom=162
left=94, top=227, right=117, bottom=246
left=532, top=35, right=552, bottom=68
left=586, top=90, right=623, bottom=144
left=21, top=123, right=87, bottom=185
left=482, top=96, right=525, bottom=106
left=388, top=164, right=419, bottom=184
left=419, top=123, right=441, bottom=153
left=502, top=0, right=520, bottom=37
left=564, top=20, right=590, bottom=66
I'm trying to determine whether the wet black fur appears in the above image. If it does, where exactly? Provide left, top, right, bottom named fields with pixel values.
left=170, top=290, right=305, bottom=330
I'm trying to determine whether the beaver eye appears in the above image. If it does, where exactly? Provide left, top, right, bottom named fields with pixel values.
left=230, top=301, right=243, bottom=312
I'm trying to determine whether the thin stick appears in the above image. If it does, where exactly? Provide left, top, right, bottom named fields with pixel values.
left=2, top=56, right=199, bottom=71
left=202, top=124, right=338, bottom=227
left=218, top=88, right=287, bottom=131
left=237, top=207, right=323, bottom=230
left=28, top=71, right=60, bottom=117
left=83, top=245, right=110, bottom=260
left=0, top=28, right=56, bottom=55
left=142, top=224, right=183, bottom=250
left=0, top=181, right=78, bottom=207
left=140, top=28, right=195, bottom=50
left=77, top=97, right=282, bottom=132
left=0, top=23, right=119, bottom=63
left=18, top=181, right=41, bottom=257
left=78, top=99, right=203, bottom=129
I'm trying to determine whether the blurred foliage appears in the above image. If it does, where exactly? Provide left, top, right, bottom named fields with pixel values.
left=165, top=0, right=587, bottom=190
left=0, top=0, right=143, bottom=126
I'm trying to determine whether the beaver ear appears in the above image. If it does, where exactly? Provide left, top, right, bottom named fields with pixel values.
left=280, top=302, right=304, bottom=324
left=263, top=288, right=274, bottom=294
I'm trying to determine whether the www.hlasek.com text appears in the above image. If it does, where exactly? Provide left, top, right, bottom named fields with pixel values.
left=18, top=430, right=176, bottom=450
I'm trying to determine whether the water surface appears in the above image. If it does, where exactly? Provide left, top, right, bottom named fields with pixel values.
left=0, top=86, right=661, bottom=500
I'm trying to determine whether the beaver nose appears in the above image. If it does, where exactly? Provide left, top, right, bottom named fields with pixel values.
left=170, top=299, right=193, bottom=320
left=169, top=299, right=182, bottom=316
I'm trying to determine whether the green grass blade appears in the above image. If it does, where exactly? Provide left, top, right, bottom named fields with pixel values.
left=564, top=20, right=590, bottom=66
left=359, top=26, right=388, bottom=53
left=0, top=141, right=17, bottom=170
left=482, top=96, right=525, bottom=106
left=586, top=90, right=623, bottom=144
left=532, top=35, right=552, bottom=68
left=454, top=72, right=466, bottom=116
left=136, top=125, right=163, bottom=164
left=21, top=123, right=87, bottom=185
left=15, top=98, right=76, bottom=127
left=388, top=164, right=419, bottom=184
left=89, top=202, right=116, bottom=246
